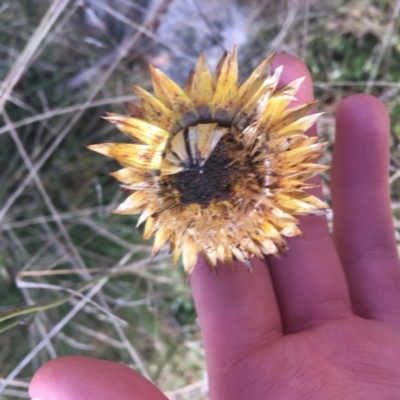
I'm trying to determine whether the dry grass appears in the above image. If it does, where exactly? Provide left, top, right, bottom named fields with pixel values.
left=0, top=0, right=399, bottom=399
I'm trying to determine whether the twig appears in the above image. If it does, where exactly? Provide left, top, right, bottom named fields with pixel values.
left=0, top=0, right=71, bottom=113
left=0, top=277, right=108, bottom=393
left=366, top=0, right=400, bottom=92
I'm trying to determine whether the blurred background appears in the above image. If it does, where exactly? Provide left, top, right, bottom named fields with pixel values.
left=0, top=0, right=399, bottom=398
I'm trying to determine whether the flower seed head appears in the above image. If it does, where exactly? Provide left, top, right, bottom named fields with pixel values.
left=88, top=47, right=329, bottom=274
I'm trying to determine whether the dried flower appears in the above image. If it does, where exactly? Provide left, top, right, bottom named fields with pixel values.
left=88, top=47, right=328, bottom=273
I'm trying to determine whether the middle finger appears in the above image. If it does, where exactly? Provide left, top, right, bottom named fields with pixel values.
left=267, top=54, right=352, bottom=334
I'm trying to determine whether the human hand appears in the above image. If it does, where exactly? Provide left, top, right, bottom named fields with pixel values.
left=29, top=54, right=400, bottom=400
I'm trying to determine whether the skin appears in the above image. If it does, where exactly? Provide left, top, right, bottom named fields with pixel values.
left=29, top=54, right=400, bottom=400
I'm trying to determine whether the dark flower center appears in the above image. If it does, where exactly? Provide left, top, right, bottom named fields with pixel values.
left=173, top=138, right=237, bottom=208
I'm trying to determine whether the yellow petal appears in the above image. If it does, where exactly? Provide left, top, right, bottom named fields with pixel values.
left=274, top=193, right=328, bottom=215
left=149, top=64, right=174, bottom=107
left=257, top=219, right=282, bottom=241
left=273, top=76, right=305, bottom=100
left=213, top=50, right=228, bottom=84
left=148, top=66, right=197, bottom=118
left=292, top=136, right=319, bottom=148
left=143, top=216, right=156, bottom=240
left=268, top=134, right=305, bottom=153
left=280, top=224, right=302, bottom=237
left=171, top=246, right=183, bottom=268
left=215, top=229, right=234, bottom=267
left=277, top=178, right=316, bottom=190
left=186, top=123, right=228, bottom=168
left=258, top=92, right=287, bottom=125
left=268, top=206, right=298, bottom=223
left=88, top=143, right=162, bottom=169
left=287, top=190, right=329, bottom=209
left=153, top=197, right=179, bottom=215
left=196, top=124, right=227, bottom=166
left=113, top=191, right=148, bottom=214
left=279, top=142, right=327, bottom=167
left=151, top=225, right=171, bottom=258
left=222, top=245, right=234, bottom=267
left=110, top=167, right=153, bottom=185
left=136, top=202, right=159, bottom=227
left=237, top=53, right=274, bottom=104
left=241, top=236, right=263, bottom=259
left=182, top=235, right=198, bottom=274
left=200, top=246, right=218, bottom=269
left=231, top=246, right=249, bottom=266
left=131, top=84, right=175, bottom=131
left=258, top=237, right=278, bottom=255
left=103, top=113, right=169, bottom=150
left=268, top=101, right=317, bottom=133
left=234, top=66, right=283, bottom=128
left=169, top=129, right=189, bottom=164
left=184, top=68, right=195, bottom=95
left=283, top=163, right=330, bottom=181
left=273, top=113, right=324, bottom=137
left=212, top=46, right=238, bottom=112
left=88, top=143, right=112, bottom=156
left=160, top=159, right=184, bottom=175
left=189, top=52, right=214, bottom=105
left=250, top=64, right=283, bottom=107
